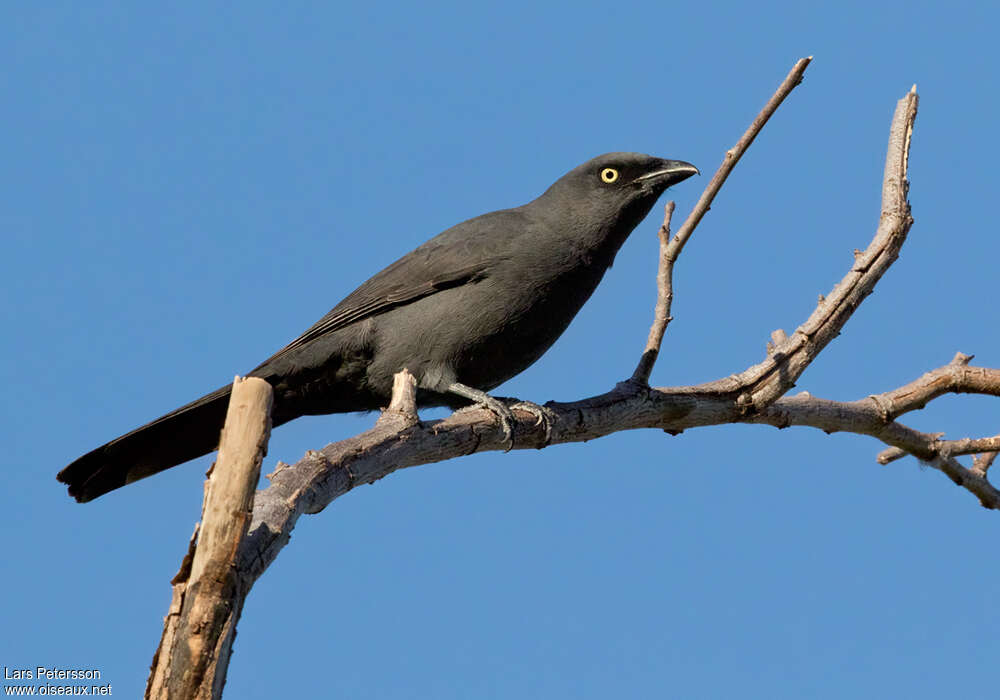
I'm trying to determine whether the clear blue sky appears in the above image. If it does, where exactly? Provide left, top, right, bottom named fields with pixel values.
left=3, top=2, right=998, bottom=698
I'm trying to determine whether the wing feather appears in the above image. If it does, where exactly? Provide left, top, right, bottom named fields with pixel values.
left=262, top=209, right=530, bottom=362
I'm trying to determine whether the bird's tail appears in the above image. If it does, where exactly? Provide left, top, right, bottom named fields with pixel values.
left=58, top=384, right=236, bottom=502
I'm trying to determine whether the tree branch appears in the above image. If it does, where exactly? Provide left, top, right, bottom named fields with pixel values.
left=147, top=377, right=273, bottom=700
left=972, top=452, right=997, bottom=477
left=743, top=362, right=1000, bottom=508
left=632, top=56, right=813, bottom=385
left=631, top=201, right=675, bottom=385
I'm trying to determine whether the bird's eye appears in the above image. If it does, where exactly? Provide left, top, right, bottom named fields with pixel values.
left=600, top=168, right=619, bottom=184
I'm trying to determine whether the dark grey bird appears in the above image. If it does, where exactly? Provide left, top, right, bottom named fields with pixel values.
left=59, top=152, right=698, bottom=502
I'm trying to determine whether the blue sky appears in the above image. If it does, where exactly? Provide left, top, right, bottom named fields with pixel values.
left=3, top=2, right=998, bottom=698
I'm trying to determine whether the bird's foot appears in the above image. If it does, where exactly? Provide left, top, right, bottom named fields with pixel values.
left=478, top=394, right=518, bottom=451
left=510, top=400, right=556, bottom=446
left=446, top=382, right=517, bottom=450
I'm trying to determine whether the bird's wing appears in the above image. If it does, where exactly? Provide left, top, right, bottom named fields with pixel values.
left=264, top=213, right=522, bottom=362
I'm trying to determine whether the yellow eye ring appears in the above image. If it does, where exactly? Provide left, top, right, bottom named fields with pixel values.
left=600, top=168, right=619, bottom=183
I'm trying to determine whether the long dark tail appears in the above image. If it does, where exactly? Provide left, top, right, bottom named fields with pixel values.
left=58, top=384, right=237, bottom=502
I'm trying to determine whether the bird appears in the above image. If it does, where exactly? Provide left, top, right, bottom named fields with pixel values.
left=59, top=152, right=698, bottom=502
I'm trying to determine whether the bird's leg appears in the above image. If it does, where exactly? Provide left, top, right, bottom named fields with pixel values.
left=445, top=382, right=516, bottom=450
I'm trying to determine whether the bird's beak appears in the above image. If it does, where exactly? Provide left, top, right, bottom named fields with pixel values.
left=633, top=160, right=700, bottom=188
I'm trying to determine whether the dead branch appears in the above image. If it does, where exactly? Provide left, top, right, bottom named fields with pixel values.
left=632, top=57, right=812, bottom=385
left=147, top=377, right=273, bottom=700
left=631, top=201, right=675, bottom=385
left=972, top=452, right=997, bottom=477
left=743, top=358, right=1000, bottom=508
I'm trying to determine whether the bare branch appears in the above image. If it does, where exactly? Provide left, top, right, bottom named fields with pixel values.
left=697, top=85, right=919, bottom=412
left=869, top=354, right=1000, bottom=420
left=743, top=361, right=1000, bottom=508
left=377, top=368, right=419, bottom=429
left=878, top=442, right=934, bottom=465
left=631, top=201, right=675, bottom=385
left=631, top=56, right=813, bottom=384
left=675, top=57, right=812, bottom=237
left=147, top=377, right=273, bottom=700
left=973, top=452, right=997, bottom=477
left=754, top=400, right=1000, bottom=508
left=936, top=436, right=1000, bottom=458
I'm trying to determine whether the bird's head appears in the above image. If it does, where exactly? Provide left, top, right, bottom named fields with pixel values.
left=532, top=152, right=699, bottom=254
left=544, top=152, right=698, bottom=202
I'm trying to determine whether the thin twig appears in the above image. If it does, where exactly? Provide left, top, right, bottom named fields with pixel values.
left=866, top=352, right=999, bottom=420
left=631, top=201, right=675, bottom=384
left=877, top=445, right=912, bottom=465
left=750, top=398, right=1000, bottom=509
left=631, top=57, right=813, bottom=384
left=938, top=436, right=1000, bottom=457
left=742, top=356, right=1000, bottom=508
left=672, top=57, right=812, bottom=252
left=973, top=452, right=997, bottom=477
left=880, top=438, right=999, bottom=467
left=693, top=84, right=918, bottom=412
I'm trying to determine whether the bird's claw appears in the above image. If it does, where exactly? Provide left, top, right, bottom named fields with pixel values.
left=511, top=401, right=556, bottom=446
left=477, top=395, right=516, bottom=451
left=480, top=399, right=555, bottom=450
left=445, top=382, right=552, bottom=450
